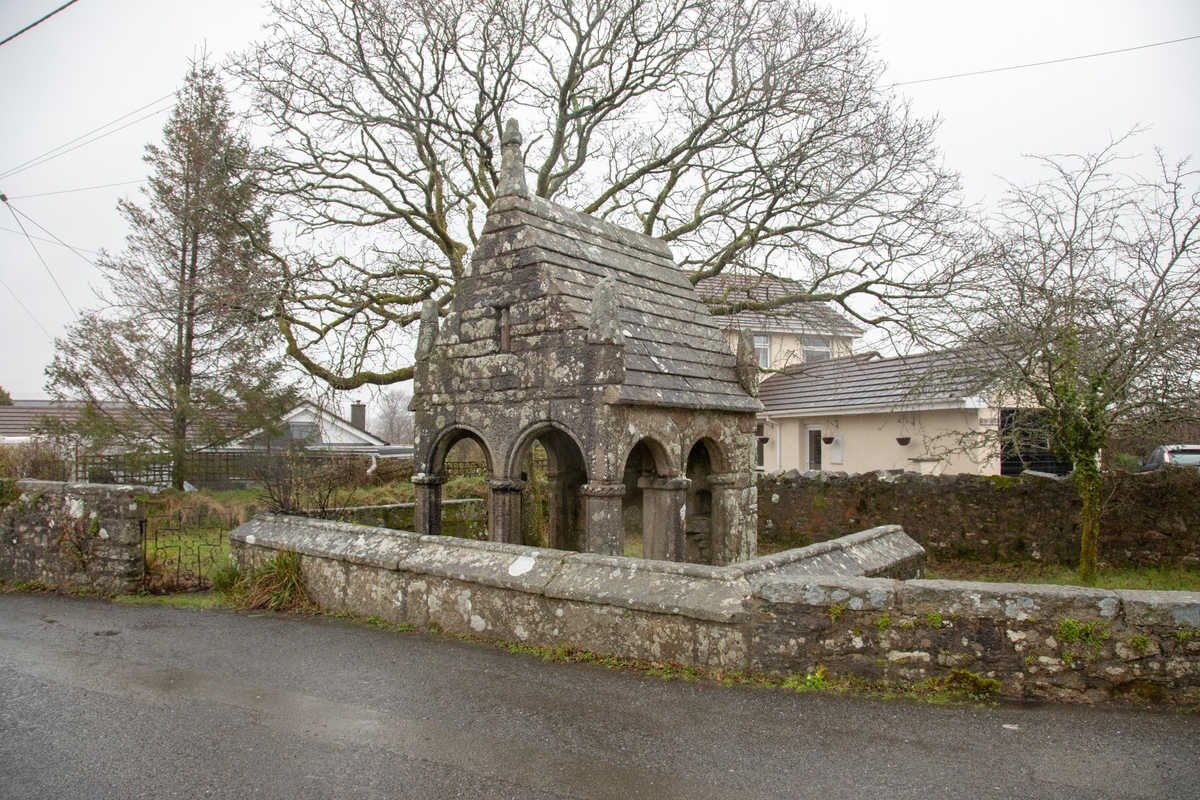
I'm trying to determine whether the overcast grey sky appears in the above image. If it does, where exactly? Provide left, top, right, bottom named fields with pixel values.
left=1, top=0, right=1198, bottom=399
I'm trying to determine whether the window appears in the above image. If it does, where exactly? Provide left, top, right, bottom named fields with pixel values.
left=802, top=336, right=830, bottom=362
left=753, top=335, right=770, bottom=369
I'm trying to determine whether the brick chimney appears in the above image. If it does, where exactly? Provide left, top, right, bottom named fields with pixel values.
left=349, top=402, right=367, bottom=432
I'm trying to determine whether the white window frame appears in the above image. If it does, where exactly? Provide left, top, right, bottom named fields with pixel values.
left=753, top=334, right=771, bottom=369
left=805, top=425, right=823, bottom=471
left=802, top=336, right=831, bottom=362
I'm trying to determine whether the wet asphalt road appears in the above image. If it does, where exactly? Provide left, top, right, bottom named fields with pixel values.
left=0, top=594, right=1196, bottom=800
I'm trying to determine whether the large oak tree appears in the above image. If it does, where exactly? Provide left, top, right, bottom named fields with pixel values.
left=236, top=0, right=968, bottom=388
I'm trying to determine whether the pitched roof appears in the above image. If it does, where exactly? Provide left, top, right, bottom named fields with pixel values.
left=474, top=194, right=762, bottom=413
left=758, top=349, right=990, bottom=415
left=695, top=274, right=864, bottom=339
left=0, top=401, right=83, bottom=440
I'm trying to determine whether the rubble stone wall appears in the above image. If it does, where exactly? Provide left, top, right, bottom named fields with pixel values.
left=334, top=499, right=486, bottom=540
left=757, top=469, right=1200, bottom=567
left=230, top=515, right=1200, bottom=704
left=0, top=480, right=150, bottom=593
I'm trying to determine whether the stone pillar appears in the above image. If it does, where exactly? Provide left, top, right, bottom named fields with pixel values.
left=638, top=476, right=690, bottom=562
left=411, top=473, right=445, bottom=536
left=708, top=472, right=756, bottom=565
left=580, top=482, right=626, bottom=556
left=488, top=478, right=525, bottom=545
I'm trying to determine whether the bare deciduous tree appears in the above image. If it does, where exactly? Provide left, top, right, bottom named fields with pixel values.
left=234, top=0, right=967, bottom=388
left=372, top=388, right=415, bottom=445
left=919, top=137, right=1200, bottom=584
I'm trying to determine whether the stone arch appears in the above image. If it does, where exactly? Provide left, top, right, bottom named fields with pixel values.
left=683, top=438, right=720, bottom=564
left=411, top=426, right=494, bottom=539
left=621, top=436, right=687, bottom=562
left=429, top=425, right=494, bottom=476
left=505, top=423, right=590, bottom=551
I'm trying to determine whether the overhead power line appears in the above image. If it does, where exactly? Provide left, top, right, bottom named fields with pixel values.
left=3, top=198, right=79, bottom=317
left=0, top=273, right=53, bottom=341
left=5, top=204, right=101, bottom=271
left=0, top=92, right=175, bottom=179
left=0, top=0, right=83, bottom=48
left=0, top=223, right=98, bottom=255
left=894, top=33, right=1200, bottom=87
left=0, top=104, right=173, bottom=181
left=5, top=179, right=145, bottom=200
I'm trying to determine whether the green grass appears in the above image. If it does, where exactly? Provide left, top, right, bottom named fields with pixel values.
left=925, top=560, right=1200, bottom=592
left=113, top=592, right=233, bottom=609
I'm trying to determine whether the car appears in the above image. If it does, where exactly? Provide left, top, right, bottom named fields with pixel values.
left=1139, top=445, right=1200, bottom=472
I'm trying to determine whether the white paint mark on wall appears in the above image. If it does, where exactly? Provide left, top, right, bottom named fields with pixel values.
left=245, top=535, right=256, bottom=545
left=508, top=555, right=536, bottom=576
left=470, top=614, right=487, bottom=632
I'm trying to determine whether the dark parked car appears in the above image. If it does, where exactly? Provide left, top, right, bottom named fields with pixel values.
left=1139, top=445, right=1200, bottom=472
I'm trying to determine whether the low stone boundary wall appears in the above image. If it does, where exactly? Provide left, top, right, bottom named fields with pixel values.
left=231, top=515, right=1200, bottom=704
left=0, top=480, right=151, bottom=593
left=758, top=468, right=1200, bottom=567
left=333, top=498, right=485, bottom=539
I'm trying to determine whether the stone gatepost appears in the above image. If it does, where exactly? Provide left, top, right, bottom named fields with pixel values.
left=581, top=482, right=626, bottom=555
left=412, top=474, right=445, bottom=536
left=488, top=478, right=525, bottom=544
left=639, top=476, right=690, bottom=562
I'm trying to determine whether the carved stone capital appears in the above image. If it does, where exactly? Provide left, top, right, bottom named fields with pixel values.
left=580, top=482, right=627, bottom=498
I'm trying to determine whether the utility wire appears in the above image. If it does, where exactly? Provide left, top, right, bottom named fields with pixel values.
left=0, top=224, right=98, bottom=255
left=0, top=105, right=172, bottom=181
left=894, top=33, right=1200, bottom=87
left=0, top=91, right=173, bottom=177
left=3, top=199, right=78, bottom=317
left=0, top=273, right=53, bottom=341
left=0, top=0, right=82, bottom=48
left=4, top=179, right=144, bottom=200
left=6, top=204, right=101, bottom=270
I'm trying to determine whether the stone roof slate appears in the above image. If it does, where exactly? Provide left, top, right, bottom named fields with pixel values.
left=475, top=194, right=761, bottom=413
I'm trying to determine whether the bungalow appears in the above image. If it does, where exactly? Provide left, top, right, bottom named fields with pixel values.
left=756, top=349, right=1071, bottom=476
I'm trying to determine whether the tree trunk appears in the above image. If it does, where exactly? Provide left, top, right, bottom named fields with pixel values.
left=1076, top=454, right=1102, bottom=585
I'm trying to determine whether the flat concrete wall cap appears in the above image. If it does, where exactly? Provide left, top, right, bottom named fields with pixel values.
left=397, top=541, right=563, bottom=594
left=751, top=575, right=899, bottom=609
left=232, top=517, right=418, bottom=570
left=900, top=579, right=1121, bottom=622
left=1116, top=589, right=1200, bottom=628
left=565, top=551, right=735, bottom=582
left=545, top=560, right=752, bottom=623
left=731, top=525, right=911, bottom=578
left=17, top=479, right=159, bottom=497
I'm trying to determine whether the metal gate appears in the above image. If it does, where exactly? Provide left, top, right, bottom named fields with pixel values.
left=141, top=509, right=239, bottom=592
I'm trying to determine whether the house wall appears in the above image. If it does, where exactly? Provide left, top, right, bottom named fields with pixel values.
left=760, top=407, right=1001, bottom=476
left=720, top=330, right=854, bottom=370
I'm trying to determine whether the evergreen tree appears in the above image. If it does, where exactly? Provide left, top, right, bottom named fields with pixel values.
left=46, top=57, right=295, bottom=489
left=0, top=386, right=12, bottom=405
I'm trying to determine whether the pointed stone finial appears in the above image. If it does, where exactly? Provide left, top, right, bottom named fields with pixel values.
left=588, top=277, right=624, bottom=346
left=415, top=299, right=439, bottom=361
left=735, top=329, right=759, bottom=397
left=497, top=118, right=530, bottom=199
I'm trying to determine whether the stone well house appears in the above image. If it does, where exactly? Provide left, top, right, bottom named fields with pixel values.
left=410, top=121, right=763, bottom=565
